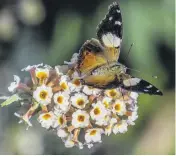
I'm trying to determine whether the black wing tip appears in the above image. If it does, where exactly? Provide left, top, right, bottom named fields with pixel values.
left=153, top=90, right=163, bottom=96
left=108, top=2, right=119, bottom=9
left=96, top=1, right=123, bottom=40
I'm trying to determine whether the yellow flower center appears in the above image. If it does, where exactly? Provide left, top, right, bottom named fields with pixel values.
left=36, top=71, right=48, bottom=84
left=73, top=79, right=81, bottom=86
left=115, top=104, right=121, bottom=112
left=42, top=113, right=51, bottom=120
left=57, top=96, right=64, bottom=104
left=39, top=90, right=48, bottom=100
left=109, top=89, right=117, bottom=97
left=90, top=130, right=97, bottom=136
left=77, top=115, right=85, bottom=122
left=76, top=98, right=84, bottom=106
left=94, top=107, right=101, bottom=115
left=58, top=116, right=64, bottom=125
left=103, top=101, right=109, bottom=108
left=60, top=82, right=68, bottom=90
left=117, top=123, right=122, bottom=127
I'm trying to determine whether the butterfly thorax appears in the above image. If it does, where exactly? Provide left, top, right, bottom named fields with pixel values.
left=91, top=62, right=126, bottom=76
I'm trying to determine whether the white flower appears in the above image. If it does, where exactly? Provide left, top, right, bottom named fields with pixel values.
left=35, top=68, right=49, bottom=83
left=64, top=135, right=75, bottom=148
left=70, top=93, right=88, bottom=109
left=33, top=85, right=53, bottom=105
left=90, top=101, right=108, bottom=121
left=82, top=85, right=101, bottom=96
left=113, top=120, right=128, bottom=134
left=85, top=128, right=103, bottom=143
left=63, top=133, right=83, bottom=149
left=69, top=78, right=82, bottom=92
left=21, top=63, right=43, bottom=71
left=57, top=129, right=69, bottom=138
left=59, top=75, right=70, bottom=92
left=65, top=139, right=75, bottom=148
left=105, top=118, right=117, bottom=136
left=112, top=100, right=126, bottom=116
left=53, top=92, right=70, bottom=113
left=77, top=142, right=84, bottom=149
left=102, top=96, right=112, bottom=108
left=64, top=53, right=78, bottom=65
left=95, top=114, right=111, bottom=126
left=127, top=111, right=138, bottom=125
left=72, top=110, right=90, bottom=128
left=110, top=118, right=118, bottom=125
left=8, top=75, right=20, bottom=92
left=105, top=125, right=112, bottom=136
left=43, top=64, right=52, bottom=69
left=52, top=114, right=67, bottom=128
left=130, top=92, right=139, bottom=100
left=105, top=89, right=121, bottom=99
left=38, top=112, right=55, bottom=129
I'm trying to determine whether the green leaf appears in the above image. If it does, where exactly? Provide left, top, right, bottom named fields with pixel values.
left=1, top=94, right=21, bottom=107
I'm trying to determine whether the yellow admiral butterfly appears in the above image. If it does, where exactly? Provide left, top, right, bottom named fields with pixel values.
left=75, top=2, right=163, bottom=96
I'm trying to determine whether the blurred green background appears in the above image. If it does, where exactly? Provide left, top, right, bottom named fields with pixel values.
left=0, top=0, right=175, bottom=155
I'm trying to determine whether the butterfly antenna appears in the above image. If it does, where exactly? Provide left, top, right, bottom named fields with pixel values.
left=126, top=43, right=134, bottom=60
left=126, top=67, right=158, bottom=79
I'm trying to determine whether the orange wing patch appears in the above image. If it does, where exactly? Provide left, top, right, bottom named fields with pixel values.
left=77, top=38, right=107, bottom=75
left=78, top=51, right=107, bottom=74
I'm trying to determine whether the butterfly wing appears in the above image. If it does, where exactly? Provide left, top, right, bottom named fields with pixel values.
left=122, top=77, right=163, bottom=96
left=77, top=38, right=107, bottom=75
left=97, top=2, right=123, bottom=62
left=77, top=2, right=123, bottom=76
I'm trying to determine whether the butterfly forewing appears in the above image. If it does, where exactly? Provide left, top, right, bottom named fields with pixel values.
left=97, top=2, right=123, bottom=61
left=122, top=78, right=163, bottom=96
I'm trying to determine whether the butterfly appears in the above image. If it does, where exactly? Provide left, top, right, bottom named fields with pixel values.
left=75, top=2, right=163, bottom=96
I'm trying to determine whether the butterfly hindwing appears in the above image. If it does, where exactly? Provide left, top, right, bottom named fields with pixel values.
left=77, top=38, right=107, bottom=75
left=122, top=77, right=163, bottom=96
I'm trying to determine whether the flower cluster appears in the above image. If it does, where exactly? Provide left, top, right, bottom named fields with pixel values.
left=0, top=53, right=139, bottom=149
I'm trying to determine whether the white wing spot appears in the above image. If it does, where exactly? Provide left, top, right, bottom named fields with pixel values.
left=123, top=78, right=141, bottom=87
left=144, top=89, right=149, bottom=92
left=115, top=21, right=122, bottom=25
left=109, top=17, right=113, bottom=21
left=146, top=85, right=152, bottom=89
left=116, top=9, right=120, bottom=13
left=157, top=90, right=160, bottom=92
left=102, top=33, right=121, bottom=47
